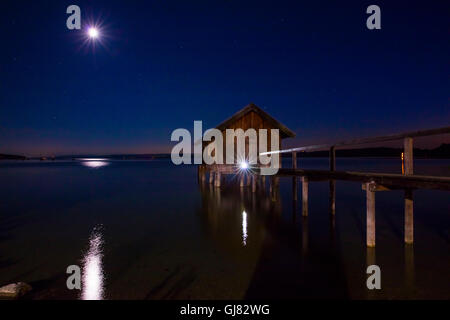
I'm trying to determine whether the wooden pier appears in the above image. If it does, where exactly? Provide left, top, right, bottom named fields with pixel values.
left=197, top=113, right=449, bottom=248
left=261, top=125, right=450, bottom=247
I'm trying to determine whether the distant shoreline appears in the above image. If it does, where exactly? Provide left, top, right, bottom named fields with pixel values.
left=0, top=154, right=27, bottom=160
left=1, top=144, right=449, bottom=161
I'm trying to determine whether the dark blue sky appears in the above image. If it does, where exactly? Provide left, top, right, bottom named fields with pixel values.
left=1, top=0, right=449, bottom=156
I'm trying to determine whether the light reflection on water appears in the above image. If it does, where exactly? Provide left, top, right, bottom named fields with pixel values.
left=242, top=210, right=248, bottom=246
left=81, top=227, right=105, bottom=300
left=79, top=159, right=110, bottom=168
left=0, top=158, right=448, bottom=299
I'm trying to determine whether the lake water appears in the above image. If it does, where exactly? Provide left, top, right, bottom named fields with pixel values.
left=0, top=158, right=449, bottom=299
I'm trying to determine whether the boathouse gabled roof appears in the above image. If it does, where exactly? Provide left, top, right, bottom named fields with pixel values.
left=215, top=103, right=296, bottom=138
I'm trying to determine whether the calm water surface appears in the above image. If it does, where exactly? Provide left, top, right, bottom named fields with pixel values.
left=0, top=158, right=449, bottom=299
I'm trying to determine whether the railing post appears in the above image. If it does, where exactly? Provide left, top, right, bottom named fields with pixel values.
left=403, top=137, right=414, bottom=244
left=329, top=146, right=336, bottom=171
left=404, top=137, right=413, bottom=175
left=366, top=182, right=376, bottom=247
left=329, top=146, right=336, bottom=215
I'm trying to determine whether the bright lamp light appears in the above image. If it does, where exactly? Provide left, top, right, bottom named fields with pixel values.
left=240, top=161, right=249, bottom=169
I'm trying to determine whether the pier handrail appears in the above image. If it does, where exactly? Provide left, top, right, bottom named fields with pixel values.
left=255, top=125, right=450, bottom=248
left=275, top=168, right=450, bottom=191
left=260, top=125, right=450, bottom=155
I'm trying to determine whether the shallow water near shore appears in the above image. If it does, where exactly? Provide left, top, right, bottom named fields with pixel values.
left=0, top=158, right=449, bottom=299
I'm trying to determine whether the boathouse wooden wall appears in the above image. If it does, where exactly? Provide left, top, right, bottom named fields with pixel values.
left=213, top=110, right=282, bottom=165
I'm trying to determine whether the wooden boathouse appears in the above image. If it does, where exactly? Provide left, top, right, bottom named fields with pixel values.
left=197, top=104, right=450, bottom=249
left=198, top=103, right=295, bottom=188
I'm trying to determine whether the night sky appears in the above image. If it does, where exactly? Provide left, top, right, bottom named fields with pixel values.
left=1, top=0, right=449, bottom=156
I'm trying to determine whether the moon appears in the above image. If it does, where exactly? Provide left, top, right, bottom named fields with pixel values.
left=88, top=27, right=99, bottom=39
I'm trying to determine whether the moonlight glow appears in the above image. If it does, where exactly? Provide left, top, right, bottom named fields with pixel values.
left=88, top=27, right=99, bottom=39
left=82, top=227, right=104, bottom=300
left=77, top=21, right=109, bottom=53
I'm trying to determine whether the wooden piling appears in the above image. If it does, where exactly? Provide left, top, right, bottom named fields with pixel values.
left=292, top=152, right=298, bottom=201
left=366, top=182, right=376, bottom=247
left=274, top=176, right=280, bottom=201
left=271, top=176, right=279, bottom=202
left=329, top=146, right=336, bottom=170
left=293, top=176, right=298, bottom=202
left=404, top=244, right=415, bottom=296
left=302, top=176, right=308, bottom=216
left=329, top=146, right=336, bottom=215
left=201, top=168, right=206, bottom=184
left=240, top=175, right=245, bottom=188
left=292, top=200, right=298, bottom=222
left=329, top=213, right=336, bottom=246
left=215, top=172, right=221, bottom=188
left=269, top=176, right=273, bottom=199
left=403, top=138, right=414, bottom=244
left=403, top=137, right=413, bottom=175
left=366, top=247, right=377, bottom=300
left=292, top=151, right=297, bottom=168
left=252, top=175, right=257, bottom=193
left=302, top=216, right=308, bottom=256
left=366, top=247, right=376, bottom=268
left=366, top=246, right=377, bottom=300
left=405, top=189, right=414, bottom=244
left=209, top=171, right=214, bottom=184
